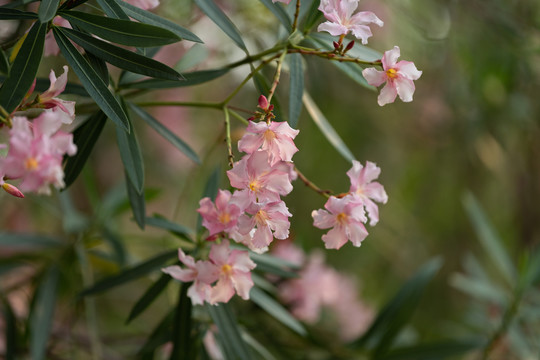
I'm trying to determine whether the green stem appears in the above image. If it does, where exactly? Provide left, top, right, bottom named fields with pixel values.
left=227, top=108, right=249, bottom=126
left=294, top=166, right=331, bottom=198
left=223, top=107, right=234, bottom=167
left=289, top=47, right=381, bottom=66
left=292, top=0, right=301, bottom=32
left=266, top=50, right=287, bottom=105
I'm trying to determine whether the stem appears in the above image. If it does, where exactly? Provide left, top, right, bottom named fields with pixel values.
left=266, top=50, right=287, bottom=105
left=294, top=166, right=332, bottom=198
left=227, top=108, right=249, bottom=126
left=223, top=107, right=234, bottom=167
left=226, top=44, right=286, bottom=69
left=292, top=0, right=301, bottom=32
left=289, top=47, right=381, bottom=66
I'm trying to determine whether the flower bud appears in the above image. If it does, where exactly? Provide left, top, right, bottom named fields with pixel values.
left=2, top=183, right=24, bottom=198
left=345, top=40, right=355, bottom=51
left=258, top=95, right=269, bottom=110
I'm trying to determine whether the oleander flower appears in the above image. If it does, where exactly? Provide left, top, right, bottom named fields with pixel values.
left=238, top=120, right=299, bottom=164
left=362, top=46, right=422, bottom=106
left=198, top=190, right=242, bottom=236
left=37, top=66, right=76, bottom=119
left=126, top=0, right=159, bottom=10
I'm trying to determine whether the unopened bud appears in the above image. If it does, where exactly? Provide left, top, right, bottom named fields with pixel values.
left=333, top=41, right=340, bottom=50
left=345, top=40, right=355, bottom=51
left=258, top=95, right=269, bottom=110
left=2, top=183, right=24, bottom=198
left=268, top=104, right=274, bottom=112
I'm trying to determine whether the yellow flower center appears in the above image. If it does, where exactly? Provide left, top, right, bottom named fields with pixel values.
left=254, top=210, right=268, bottom=225
left=336, top=212, right=348, bottom=224
left=218, top=212, right=231, bottom=224
left=221, top=264, right=233, bottom=275
left=249, top=180, right=260, bottom=193
left=25, top=157, right=39, bottom=171
left=263, top=129, right=276, bottom=142
left=386, top=68, right=398, bottom=79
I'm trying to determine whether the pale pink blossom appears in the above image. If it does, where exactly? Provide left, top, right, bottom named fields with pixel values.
left=126, top=0, right=160, bottom=10
left=347, top=160, right=387, bottom=226
left=208, top=240, right=256, bottom=304
left=227, top=151, right=293, bottom=209
left=203, top=327, right=224, bottom=360
left=362, top=46, right=422, bottom=106
left=162, top=249, right=218, bottom=305
left=271, top=240, right=305, bottom=267
left=312, top=194, right=368, bottom=249
left=37, top=66, right=76, bottom=119
left=198, top=190, right=242, bottom=236
left=317, top=0, right=383, bottom=45
left=238, top=121, right=299, bottom=164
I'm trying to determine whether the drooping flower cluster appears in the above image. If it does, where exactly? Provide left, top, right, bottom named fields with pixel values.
left=312, top=160, right=387, bottom=249
left=0, top=66, right=77, bottom=197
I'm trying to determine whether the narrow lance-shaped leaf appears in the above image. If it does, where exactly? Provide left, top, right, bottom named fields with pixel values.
left=121, top=68, right=229, bottom=89
left=0, top=21, right=46, bottom=113
left=1, top=0, right=40, bottom=9
left=126, top=172, right=146, bottom=229
left=0, top=49, right=9, bottom=75
left=114, top=0, right=202, bottom=43
left=258, top=0, right=292, bottom=30
left=206, top=303, right=252, bottom=360
left=59, top=10, right=182, bottom=47
left=58, top=0, right=89, bottom=10
left=38, top=0, right=60, bottom=23
left=194, top=0, right=247, bottom=51
left=145, top=215, right=194, bottom=242
left=115, top=111, right=144, bottom=194
left=0, top=7, right=38, bottom=20
left=169, top=283, right=192, bottom=359
left=84, top=49, right=110, bottom=86
left=303, top=91, right=355, bottom=163
left=96, top=0, right=129, bottom=20
left=127, top=274, right=172, bottom=323
left=302, top=0, right=324, bottom=32
left=0, top=233, right=63, bottom=248
left=53, top=27, right=129, bottom=131
left=288, top=53, right=303, bottom=128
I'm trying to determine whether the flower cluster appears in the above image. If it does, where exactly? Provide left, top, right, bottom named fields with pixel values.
left=0, top=67, right=77, bottom=197
left=312, top=160, right=387, bottom=249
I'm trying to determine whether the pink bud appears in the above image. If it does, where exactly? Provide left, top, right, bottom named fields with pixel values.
left=333, top=41, right=340, bottom=50
left=2, top=183, right=24, bottom=198
left=345, top=40, right=355, bottom=51
left=258, top=95, right=269, bottom=110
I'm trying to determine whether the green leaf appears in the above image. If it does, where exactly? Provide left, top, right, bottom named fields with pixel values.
left=0, top=233, right=63, bottom=248
left=449, top=273, right=508, bottom=304
left=462, top=192, right=516, bottom=285
left=128, top=103, right=199, bottom=163
left=96, top=0, right=129, bottom=20
left=62, top=28, right=183, bottom=81
left=170, top=283, right=192, bottom=359
left=206, top=303, right=252, bottom=360
left=355, top=257, right=443, bottom=356
left=38, top=0, right=60, bottom=23
left=84, top=49, right=110, bottom=86
left=115, top=109, right=144, bottom=193
left=122, top=68, right=229, bottom=89
left=58, top=0, right=89, bottom=10
left=145, top=215, right=194, bottom=241
left=30, top=265, right=59, bottom=360
left=80, top=250, right=178, bottom=296
left=127, top=274, right=171, bottom=323
left=59, top=10, right=182, bottom=46
left=259, top=0, right=292, bottom=30
left=115, top=0, right=202, bottom=43
left=194, top=0, right=247, bottom=51
left=0, top=8, right=38, bottom=19
left=0, top=49, right=9, bottom=75
left=303, top=91, right=355, bottom=163
left=250, top=287, right=306, bottom=336
left=174, top=43, right=208, bottom=72
left=250, top=252, right=299, bottom=278
left=137, top=310, right=174, bottom=358
left=63, top=111, right=107, bottom=189
left=0, top=21, right=46, bottom=113
left=378, top=338, right=485, bottom=360
left=53, top=27, right=130, bottom=132
left=197, top=167, right=221, bottom=232
left=102, top=226, right=127, bottom=267
left=126, top=172, right=146, bottom=229
left=301, top=0, right=323, bottom=32
left=1, top=0, right=39, bottom=9
left=2, top=298, right=17, bottom=360
left=287, top=53, right=303, bottom=128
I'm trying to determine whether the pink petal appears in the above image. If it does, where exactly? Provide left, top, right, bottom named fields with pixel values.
left=350, top=11, right=384, bottom=27
left=395, top=77, right=416, bottom=103
left=349, top=24, right=373, bottom=44
left=321, top=226, right=349, bottom=250
left=377, top=82, right=398, bottom=106
left=210, top=277, right=235, bottom=304
left=346, top=221, right=368, bottom=246
left=382, top=46, right=400, bottom=70
left=231, top=271, right=254, bottom=300
left=317, top=22, right=349, bottom=36
left=396, top=60, right=422, bottom=80
left=162, top=265, right=197, bottom=282
left=312, top=209, right=336, bottom=229
left=362, top=68, right=387, bottom=87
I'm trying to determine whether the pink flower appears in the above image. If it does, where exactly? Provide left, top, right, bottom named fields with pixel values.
left=238, top=121, right=299, bottom=164
left=162, top=249, right=219, bottom=305
left=317, top=0, right=383, bottom=45
left=208, top=240, right=256, bottom=304
left=126, top=0, right=160, bottom=10
left=346, top=160, right=387, bottom=226
left=198, top=190, right=242, bottom=236
left=362, top=46, right=422, bottom=106
left=227, top=151, right=293, bottom=209
left=37, top=66, right=76, bottom=119
left=312, top=195, right=368, bottom=249
left=44, top=17, right=71, bottom=57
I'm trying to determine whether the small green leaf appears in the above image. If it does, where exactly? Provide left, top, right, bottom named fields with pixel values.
left=30, top=266, right=59, bottom=360
left=194, top=0, right=247, bottom=51
left=2, top=298, right=17, bottom=360
left=287, top=53, right=303, bottom=128
left=128, top=103, right=199, bottom=163
left=303, top=91, right=355, bottom=163
left=122, top=68, right=229, bottom=89
left=259, top=0, right=292, bottom=30
left=0, top=8, right=38, bottom=19
left=63, top=111, right=107, bottom=189
left=53, top=27, right=129, bottom=131
left=59, top=10, right=182, bottom=46
left=206, top=303, right=252, bottom=360
left=0, top=21, right=46, bottom=113
left=126, top=172, right=146, bottom=229
left=378, top=338, right=485, bottom=360
left=115, top=108, right=144, bottom=193
left=62, top=28, right=183, bottom=81
left=80, top=250, right=178, bottom=296
left=250, top=287, right=306, bottom=336
left=127, top=274, right=171, bottom=323
left=170, top=283, right=192, bottom=359
left=38, top=0, right=60, bottom=23
left=145, top=215, right=194, bottom=241
left=0, top=233, right=63, bottom=248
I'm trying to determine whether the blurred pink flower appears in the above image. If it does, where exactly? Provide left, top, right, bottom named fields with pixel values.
left=362, top=46, right=422, bottom=106
left=346, top=160, right=388, bottom=226
left=198, top=189, right=242, bottom=236
left=318, top=0, right=383, bottom=44
left=126, top=0, right=159, bottom=10
left=37, top=66, right=76, bottom=119
left=312, top=194, right=368, bottom=249
left=44, top=17, right=71, bottom=57
left=238, top=121, right=299, bottom=164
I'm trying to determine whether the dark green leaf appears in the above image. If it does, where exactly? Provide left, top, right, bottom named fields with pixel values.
left=62, top=28, right=182, bottom=81
left=53, top=27, right=130, bottom=131
left=170, top=283, right=192, bottom=359
left=355, top=257, right=443, bottom=357
left=145, top=215, right=194, bottom=241
left=378, top=338, right=485, bottom=360
left=38, top=0, right=60, bottom=23
left=0, top=49, right=8, bottom=75
left=115, top=111, right=144, bottom=193
left=1, top=0, right=39, bottom=9
left=194, top=0, right=247, bottom=51
left=174, top=43, right=208, bottom=72
left=0, top=21, right=45, bottom=113
left=30, top=266, right=59, bottom=360
left=0, top=75, right=88, bottom=95
left=84, top=49, right=110, bottom=86
left=58, top=0, right=89, bottom=10
left=128, top=103, right=199, bottom=163
left=287, top=53, right=303, bottom=128
left=301, top=0, right=323, bottom=32
left=127, top=274, right=171, bottom=323
left=137, top=310, right=174, bottom=358
left=259, top=0, right=292, bottom=30
left=197, top=167, right=220, bottom=232
left=63, top=111, right=107, bottom=189
left=0, top=8, right=38, bottom=19
left=121, top=68, right=229, bottom=89
left=102, top=226, right=127, bottom=267
left=80, top=249, right=178, bottom=296
left=303, top=91, right=355, bottom=163
left=2, top=298, right=16, bottom=360
left=96, top=0, right=129, bottom=20
left=59, top=10, right=182, bottom=46
left=250, top=287, right=306, bottom=336
left=206, top=303, right=252, bottom=360
left=126, top=172, right=146, bottom=229
left=0, top=233, right=63, bottom=248
left=114, top=0, right=201, bottom=43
